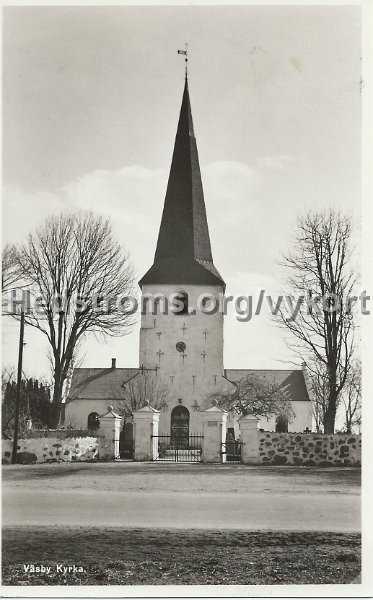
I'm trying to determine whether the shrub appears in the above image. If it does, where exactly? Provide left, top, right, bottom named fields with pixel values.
left=22, top=429, right=99, bottom=440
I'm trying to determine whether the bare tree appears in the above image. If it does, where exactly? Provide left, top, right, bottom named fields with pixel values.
left=12, top=212, right=135, bottom=426
left=209, top=373, right=294, bottom=422
left=2, top=244, right=19, bottom=293
left=277, top=210, right=356, bottom=433
left=306, top=361, right=330, bottom=433
left=116, top=372, right=171, bottom=418
left=341, top=360, right=361, bottom=434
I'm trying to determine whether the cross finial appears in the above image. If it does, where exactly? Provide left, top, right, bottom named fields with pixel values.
left=156, top=349, right=164, bottom=367
left=177, top=43, right=188, bottom=78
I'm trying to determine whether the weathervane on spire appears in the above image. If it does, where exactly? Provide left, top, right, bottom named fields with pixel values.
left=177, top=43, right=188, bottom=77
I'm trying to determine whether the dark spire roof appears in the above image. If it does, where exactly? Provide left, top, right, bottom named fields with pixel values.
left=139, top=77, right=225, bottom=290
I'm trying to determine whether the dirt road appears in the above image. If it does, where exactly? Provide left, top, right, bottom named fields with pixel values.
left=2, top=462, right=360, bottom=532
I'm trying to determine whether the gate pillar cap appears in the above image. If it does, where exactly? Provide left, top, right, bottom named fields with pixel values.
left=201, top=405, right=228, bottom=422
left=205, top=405, right=227, bottom=413
left=99, top=407, right=121, bottom=419
left=239, top=414, right=260, bottom=430
left=133, top=405, right=160, bottom=421
left=134, top=404, right=160, bottom=414
left=239, top=413, right=259, bottom=422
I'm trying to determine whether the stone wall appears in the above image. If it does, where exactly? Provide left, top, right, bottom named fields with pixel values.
left=2, top=436, right=98, bottom=464
left=259, top=432, right=361, bottom=466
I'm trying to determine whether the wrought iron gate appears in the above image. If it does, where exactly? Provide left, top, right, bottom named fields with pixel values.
left=222, top=439, right=242, bottom=463
left=152, top=433, right=203, bottom=462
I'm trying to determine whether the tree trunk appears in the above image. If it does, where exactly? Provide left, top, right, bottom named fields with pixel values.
left=51, top=375, right=64, bottom=428
left=324, top=390, right=337, bottom=434
left=323, top=364, right=338, bottom=434
left=324, top=411, right=335, bottom=434
left=345, top=411, right=352, bottom=434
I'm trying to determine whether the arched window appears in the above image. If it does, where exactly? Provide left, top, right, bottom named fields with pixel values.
left=275, top=415, right=288, bottom=433
left=174, top=291, right=188, bottom=315
left=87, top=412, right=100, bottom=431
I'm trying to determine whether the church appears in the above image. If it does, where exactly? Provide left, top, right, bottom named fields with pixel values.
left=65, top=73, right=312, bottom=440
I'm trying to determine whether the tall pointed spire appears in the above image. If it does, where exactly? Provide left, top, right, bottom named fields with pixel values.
left=139, top=77, right=225, bottom=290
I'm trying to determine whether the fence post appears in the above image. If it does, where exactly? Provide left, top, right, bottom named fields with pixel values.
left=133, top=403, right=160, bottom=461
left=239, top=414, right=260, bottom=464
left=97, top=406, right=122, bottom=460
left=201, top=406, right=228, bottom=463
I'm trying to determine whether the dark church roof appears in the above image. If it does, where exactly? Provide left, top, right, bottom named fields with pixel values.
left=139, top=77, right=225, bottom=290
left=224, top=369, right=310, bottom=402
left=67, top=367, right=310, bottom=404
left=67, top=368, right=140, bottom=401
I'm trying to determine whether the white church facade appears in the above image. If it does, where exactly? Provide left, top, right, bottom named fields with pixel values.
left=65, top=76, right=312, bottom=439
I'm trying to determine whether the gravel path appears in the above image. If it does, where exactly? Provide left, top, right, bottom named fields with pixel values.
left=2, top=463, right=361, bottom=532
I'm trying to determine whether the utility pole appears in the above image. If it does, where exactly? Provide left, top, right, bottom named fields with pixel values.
left=11, top=310, right=25, bottom=464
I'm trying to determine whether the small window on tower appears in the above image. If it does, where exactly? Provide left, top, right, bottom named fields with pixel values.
left=174, top=291, right=188, bottom=315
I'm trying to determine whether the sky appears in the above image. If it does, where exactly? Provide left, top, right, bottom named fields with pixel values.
left=2, top=4, right=362, bottom=381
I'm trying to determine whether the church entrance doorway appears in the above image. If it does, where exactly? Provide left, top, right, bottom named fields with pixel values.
left=170, top=405, right=189, bottom=449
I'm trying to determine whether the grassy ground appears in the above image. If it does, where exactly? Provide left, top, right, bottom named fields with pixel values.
left=2, top=464, right=361, bottom=586
left=2, top=527, right=360, bottom=586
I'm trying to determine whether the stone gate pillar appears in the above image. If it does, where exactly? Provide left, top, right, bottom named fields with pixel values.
left=239, top=414, right=260, bottom=464
left=98, top=406, right=122, bottom=460
left=201, top=406, right=228, bottom=463
left=133, top=403, right=160, bottom=461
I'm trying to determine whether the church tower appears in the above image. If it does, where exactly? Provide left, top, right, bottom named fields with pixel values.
left=139, top=76, right=226, bottom=434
